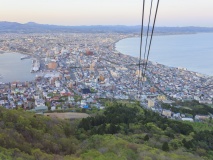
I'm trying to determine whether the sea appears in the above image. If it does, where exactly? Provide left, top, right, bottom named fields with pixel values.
left=0, top=52, right=35, bottom=83
left=116, top=33, right=213, bottom=76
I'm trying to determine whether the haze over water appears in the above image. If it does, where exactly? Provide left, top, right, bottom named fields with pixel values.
left=116, top=33, right=213, bottom=76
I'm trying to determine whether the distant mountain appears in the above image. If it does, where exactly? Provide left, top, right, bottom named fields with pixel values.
left=0, top=21, right=213, bottom=34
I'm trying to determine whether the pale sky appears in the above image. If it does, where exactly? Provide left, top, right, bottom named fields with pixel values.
left=0, top=0, right=213, bottom=26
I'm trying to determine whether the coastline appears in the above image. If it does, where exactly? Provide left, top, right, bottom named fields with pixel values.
left=1, top=32, right=212, bottom=84
left=111, top=32, right=199, bottom=52
left=0, top=49, right=32, bottom=55
left=112, top=32, right=199, bottom=51
left=114, top=33, right=213, bottom=77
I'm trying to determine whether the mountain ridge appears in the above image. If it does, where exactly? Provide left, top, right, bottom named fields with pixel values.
left=1, top=21, right=213, bottom=33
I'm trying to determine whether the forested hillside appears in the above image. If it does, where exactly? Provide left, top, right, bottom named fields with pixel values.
left=0, top=102, right=212, bottom=160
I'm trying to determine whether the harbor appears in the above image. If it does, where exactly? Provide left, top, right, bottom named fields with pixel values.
left=0, top=52, right=35, bottom=82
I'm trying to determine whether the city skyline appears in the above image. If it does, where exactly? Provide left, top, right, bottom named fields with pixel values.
left=0, top=0, right=213, bottom=27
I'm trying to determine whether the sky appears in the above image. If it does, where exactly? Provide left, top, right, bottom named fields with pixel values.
left=0, top=0, right=213, bottom=27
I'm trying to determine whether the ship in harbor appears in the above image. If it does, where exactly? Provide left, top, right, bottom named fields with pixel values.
left=31, top=59, right=40, bottom=72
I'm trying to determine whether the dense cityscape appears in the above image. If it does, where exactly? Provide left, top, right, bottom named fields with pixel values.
left=1, top=0, right=213, bottom=158
left=0, top=33, right=212, bottom=122
left=1, top=0, right=213, bottom=159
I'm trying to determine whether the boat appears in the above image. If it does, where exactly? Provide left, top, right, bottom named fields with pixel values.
left=31, top=59, right=40, bottom=72
left=20, top=55, right=31, bottom=60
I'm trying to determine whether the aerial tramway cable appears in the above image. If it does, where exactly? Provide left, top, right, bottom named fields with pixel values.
left=138, top=0, right=160, bottom=94
left=142, top=0, right=160, bottom=78
left=137, top=0, right=146, bottom=91
left=141, top=0, right=154, bottom=79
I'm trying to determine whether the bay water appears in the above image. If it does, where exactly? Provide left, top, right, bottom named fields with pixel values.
left=116, top=33, right=213, bottom=76
left=0, top=52, right=35, bottom=83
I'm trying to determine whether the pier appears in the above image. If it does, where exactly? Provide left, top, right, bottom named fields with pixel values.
left=20, top=55, right=31, bottom=60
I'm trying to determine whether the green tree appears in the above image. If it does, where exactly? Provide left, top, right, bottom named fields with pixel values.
left=144, top=134, right=149, bottom=141
left=162, top=142, right=169, bottom=152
